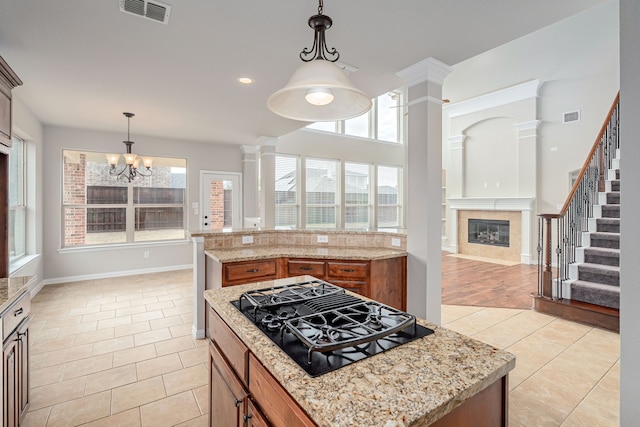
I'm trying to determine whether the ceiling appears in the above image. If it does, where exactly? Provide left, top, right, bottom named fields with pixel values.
left=0, top=0, right=607, bottom=146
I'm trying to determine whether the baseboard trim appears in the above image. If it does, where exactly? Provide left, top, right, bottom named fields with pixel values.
left=39, top=264, right=194, bottom=289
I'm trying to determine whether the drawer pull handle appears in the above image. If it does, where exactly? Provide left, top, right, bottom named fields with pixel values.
left=246, top=269, right=259, bottom=273
left=234, top=397, right=242, bottom=407
left=341, top=268, right=355, bottom=272
left=300, top=267, right=313, bottom=271
left=14, top=308, right=23, bottom=316
left=243, top=414, right=253, bottom=422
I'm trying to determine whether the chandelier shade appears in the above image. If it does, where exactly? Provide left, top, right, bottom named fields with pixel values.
left=267, top=0, right=371, bottom=122
left=267, top=59, right=371, bottom=122
left=107, top=112, right=153, bottom=182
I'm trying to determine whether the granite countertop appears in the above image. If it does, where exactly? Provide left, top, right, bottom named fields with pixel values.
left=205, top=245, right=407, bottom=263
left=204, top=276, right=516, bottom=427
left=0, top=275, right=33, bottom=313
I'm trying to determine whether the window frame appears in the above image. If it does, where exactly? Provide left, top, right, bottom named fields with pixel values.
left=275, top=154, right=300, bottom=229
left=61, top=149, right=188, bottom=249
left=343, top=161, right=373, bottom=230
left=376, top=164, right=404, bottom=230
left=9, top=135, right=26, bottom=262
left=304, top=157, right=340, bottom=229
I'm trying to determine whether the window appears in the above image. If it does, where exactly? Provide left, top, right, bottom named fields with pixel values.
left=304, top=90, right=403, bottom=144
left=275, top=155, right=299, bottom=228
left=9, top=136, right=26, bottom=261
left=377, top=165, right=403, bottom=228
left=305, top=158, right=339, bottom=228
left=62, top=150, right=187, bottom=248
left=344, top=162, right=371, bottom=229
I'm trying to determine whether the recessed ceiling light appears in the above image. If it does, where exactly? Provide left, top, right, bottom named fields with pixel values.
left=237, top=77, right=254, bottom=85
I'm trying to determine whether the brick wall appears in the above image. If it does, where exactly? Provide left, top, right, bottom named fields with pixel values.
left=63, top=153, right=87, bottom=245
left=210, top=181, right=225, bottom=229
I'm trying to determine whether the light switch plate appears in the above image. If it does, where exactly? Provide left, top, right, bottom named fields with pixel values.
left=317, top=235, right=329, bottom=243
left=242, top=235, right=253, bottom=244
left=391, top=238, right=401, bottom=247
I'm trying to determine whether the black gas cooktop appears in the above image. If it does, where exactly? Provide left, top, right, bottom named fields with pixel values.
left=232, top=280, right=434, bottom=377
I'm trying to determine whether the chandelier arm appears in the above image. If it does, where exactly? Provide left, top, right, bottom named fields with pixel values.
left=320, top=34, right=339, bottom=62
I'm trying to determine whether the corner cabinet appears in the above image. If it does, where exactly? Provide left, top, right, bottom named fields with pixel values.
left=215, top=256, right=407, bottom=311
left=207, top=306, right=314, bottom=427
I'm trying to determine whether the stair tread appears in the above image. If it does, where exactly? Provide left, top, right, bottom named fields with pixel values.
left=584, top=247, right=620, bottom=254
left=590, top=232, right=620, bottom=238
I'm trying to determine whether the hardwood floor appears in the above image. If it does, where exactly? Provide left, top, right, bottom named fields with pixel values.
left=441, top=252, right=538, bottom=309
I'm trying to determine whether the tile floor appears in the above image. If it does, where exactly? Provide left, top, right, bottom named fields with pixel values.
left=22, top=269, right=620, bottom=426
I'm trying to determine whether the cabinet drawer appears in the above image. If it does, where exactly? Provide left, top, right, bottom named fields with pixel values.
left=326, top=261, right=368, bottom=281
left=2, top=291, right=30, bottom=340
left=287, top=259, right=325, bottom=277
left=208, top=307, right=249, bottom=385
left=224, top=260, right=277, bottom=285
left=330, top=280, right=365, bottom=296
left=248, top=354, right=315, bottom=427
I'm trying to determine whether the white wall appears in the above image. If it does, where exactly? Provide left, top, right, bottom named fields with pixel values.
left=443, top=0, right=619, bottom=213
left=619, top=0, right=639, bottom=422
left=42, top=125, right=242, bottom=282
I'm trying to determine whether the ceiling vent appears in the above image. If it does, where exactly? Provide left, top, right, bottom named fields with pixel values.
left=563, top=110, right=580, bottom=124
left=120, top=0, right=171, bottom=25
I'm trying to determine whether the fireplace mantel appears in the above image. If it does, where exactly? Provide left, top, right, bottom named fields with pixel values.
left=447, top=197, right=535, bottom=264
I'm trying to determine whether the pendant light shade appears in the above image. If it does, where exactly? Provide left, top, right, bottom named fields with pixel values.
left=268, top=60, right=371, bottom=122
left=267, top=0, right=371, bottom=122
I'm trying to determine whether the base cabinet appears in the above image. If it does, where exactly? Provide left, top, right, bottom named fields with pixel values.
left=208, top=307, right=313, bottom=427
left=215, top=255, right=407, bottom=310
left=2, top=291, right=30, bottom=427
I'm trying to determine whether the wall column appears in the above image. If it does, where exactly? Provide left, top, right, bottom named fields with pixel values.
left=240, top=145, right=259, bottom=222
left=191, top=236, right=205, bottom=339
left=259, top=138, right=278, bottom=228
left=397, top=57, right=452, bottom=323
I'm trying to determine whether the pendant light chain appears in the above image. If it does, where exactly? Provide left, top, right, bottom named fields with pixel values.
left=318, top=0, right=323, bottom=15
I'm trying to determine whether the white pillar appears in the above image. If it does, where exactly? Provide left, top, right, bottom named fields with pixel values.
left=397, top=57, right=452, bottom=323
left=513, top=120, right=541, bottom=197
left=620, top=0, right=639, bottom=422
left=240, top=145, right=259, bottom=220
left=259, top=138, right=278, bottom=228
left=191, top=236, right=205, bottom=339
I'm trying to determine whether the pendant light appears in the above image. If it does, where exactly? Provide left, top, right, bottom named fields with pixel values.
left=106, top=112, right=153, bottom=182
left=267, top=0, right=371, bottom=122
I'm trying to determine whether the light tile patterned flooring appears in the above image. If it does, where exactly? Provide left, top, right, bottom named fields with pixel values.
left=23, top=269, right=619, bottom=426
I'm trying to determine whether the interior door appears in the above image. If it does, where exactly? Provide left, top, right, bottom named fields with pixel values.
left=200, top=171, right=242, bottom=230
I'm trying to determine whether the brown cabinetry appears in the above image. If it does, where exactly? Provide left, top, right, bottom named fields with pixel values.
left=216, top=255, right=407, bottom=311
left=2, top=291, right=30, bottom=427
left=207, top=306, right=314, bottom=427
left=223, top=259, right=281, bottom=287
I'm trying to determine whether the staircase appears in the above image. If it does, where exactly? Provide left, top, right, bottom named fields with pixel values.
left=534, top=93, right=620, bottom=332
left=568, top=156, right=620, bottom=310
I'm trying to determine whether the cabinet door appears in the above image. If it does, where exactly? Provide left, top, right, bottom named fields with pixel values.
left=209, top=341, right=247, bottom=427
left=3, top=336, right=18, bottom=427
left=17, top=320, right=29, bottom=419
left=245, top=399, right=270, bottom=427
left=248, top=354, right=314, bottom=427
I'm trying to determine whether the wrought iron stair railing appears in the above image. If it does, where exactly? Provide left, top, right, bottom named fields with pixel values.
left=537, top=93, right=620, bottom=301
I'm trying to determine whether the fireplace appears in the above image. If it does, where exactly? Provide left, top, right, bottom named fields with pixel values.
left=468, top=219, right=510, bottom=247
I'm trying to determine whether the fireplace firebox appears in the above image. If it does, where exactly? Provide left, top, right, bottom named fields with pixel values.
left=468, top=219, right=510, bottom=247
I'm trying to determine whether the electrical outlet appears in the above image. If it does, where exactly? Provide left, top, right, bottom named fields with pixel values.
left=242, top=235, right=254, bottom=244
left=391, top=238, right=401, bottom=247
left=317, top=235, right=329, bottom=243
left=144, top=251, right=149, bottom=259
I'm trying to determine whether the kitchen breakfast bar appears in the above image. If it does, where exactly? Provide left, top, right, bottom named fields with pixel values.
left=205, top=276, right=515, bottom=427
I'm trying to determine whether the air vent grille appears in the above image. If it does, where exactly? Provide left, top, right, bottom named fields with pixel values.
left=120, top=0, right=171, bottom=24
left=563, top=110, right=580, bottom=124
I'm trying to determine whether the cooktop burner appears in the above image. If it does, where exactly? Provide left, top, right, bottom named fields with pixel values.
left=233, top=280, right=434, bottom=377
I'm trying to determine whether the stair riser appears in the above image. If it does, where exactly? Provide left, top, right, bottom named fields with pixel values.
left=584, top=254, right=619, bottom=267
left=601, top=206, right=620, bottom=218
left=571, top=287, right=620, bottom=310
left=590, top=236, right=620, bottom=249
left=607, top=193, right=620, bottom=204
left=578, top=270, right=619, bottom=286
left=610, top=181, right=620, bottom=192
left=597, top=223, right=620, bottom=233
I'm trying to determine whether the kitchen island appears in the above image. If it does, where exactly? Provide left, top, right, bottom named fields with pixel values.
left=205, top=276, right=515, bottom=427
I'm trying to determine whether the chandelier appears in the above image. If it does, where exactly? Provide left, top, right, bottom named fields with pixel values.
left=267, top=0, right=371, bottom=122
left=106, top=112, right=152, bottom=182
